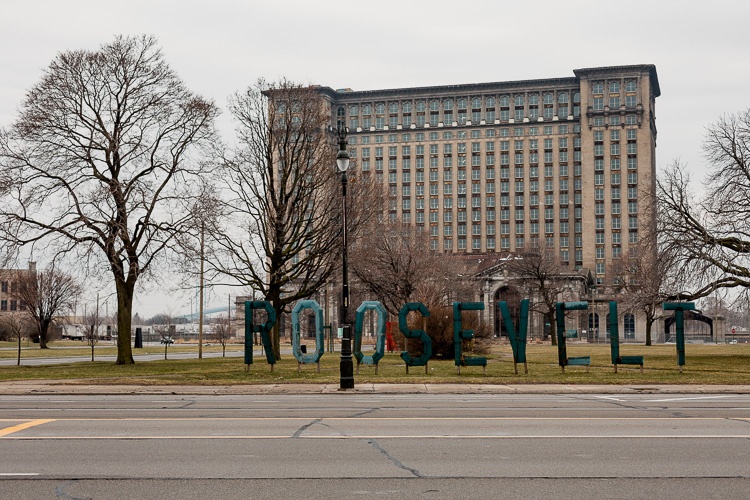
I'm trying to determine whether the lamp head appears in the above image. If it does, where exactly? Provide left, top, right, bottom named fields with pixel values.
left=336, top=149, right=350, bottom=172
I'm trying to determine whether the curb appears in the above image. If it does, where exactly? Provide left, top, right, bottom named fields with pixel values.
left=2, top=382, right=750, bottom=396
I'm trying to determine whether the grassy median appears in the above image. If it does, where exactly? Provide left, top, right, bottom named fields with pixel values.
left=1, top=343, right=749, bottom=385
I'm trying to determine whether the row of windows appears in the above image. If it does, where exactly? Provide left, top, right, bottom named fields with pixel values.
left=0, top=299, right=25, bottom=311
left=423, top=234, right=638, bottom=257
left=348, top=124, right=586, bottom=145
left=346, top=93, right=581, bottom=118
left=592, top=81, right=637, bottom=95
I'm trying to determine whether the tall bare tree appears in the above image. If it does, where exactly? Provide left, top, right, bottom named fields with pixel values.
left=613, top=245, right=680, bottom=345
left=658, top=109, right=750, bottom=300
left=350, top=219, right=474, bottom=318
left=205, top=79, right=372, bottom=359
left=12, top=266, right=81, bottom=348
left=505, top=247, right=573, bottom=345
left=0, top=36, right=218, bottom=364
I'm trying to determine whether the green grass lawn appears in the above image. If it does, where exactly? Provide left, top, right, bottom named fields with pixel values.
left=1, top=343, right=749, bottom=385
left=0, top=340, right=244, bottom=359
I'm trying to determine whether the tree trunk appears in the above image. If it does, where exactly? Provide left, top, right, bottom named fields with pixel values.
left=17, top=336, right=21, bottom=365
left=91, top=345, right=95, bottom=362
left=645, top=317, right=653, bottom=346
left=164, top=344, right=168, bottom=360
left=39, top=324, right=49, bottom=349
left=222, top=344, right=226, bottom=357
left=270, top=290, right=282, bottom=360
left=115, top=279, right=135, bottom=365
left=546, top=311, right=557, bottom=345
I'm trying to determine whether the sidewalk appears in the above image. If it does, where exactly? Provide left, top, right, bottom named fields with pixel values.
left=2, top=380, right=750, bottom=396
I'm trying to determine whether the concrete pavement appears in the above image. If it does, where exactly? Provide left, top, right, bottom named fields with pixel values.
left=1, top=380, right=750, bottom=395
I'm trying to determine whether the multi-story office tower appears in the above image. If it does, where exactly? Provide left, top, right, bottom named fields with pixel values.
left=317, top=65, right=659, bottom=288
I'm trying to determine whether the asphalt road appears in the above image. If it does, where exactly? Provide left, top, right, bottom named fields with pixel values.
left=1, top=393, right=749, bottom=498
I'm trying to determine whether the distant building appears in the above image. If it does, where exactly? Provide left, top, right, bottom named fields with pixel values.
left=0, top=261, right=36, bottom=316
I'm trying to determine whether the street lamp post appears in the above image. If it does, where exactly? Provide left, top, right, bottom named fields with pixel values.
left=337, top=127, right=354, bottom=390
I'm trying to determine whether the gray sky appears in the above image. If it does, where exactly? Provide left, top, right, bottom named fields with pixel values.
left=2, top=0, right=748, bottom=317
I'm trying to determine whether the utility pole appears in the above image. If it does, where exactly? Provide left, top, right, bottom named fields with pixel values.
left=198, top=220, right=205, bottom=359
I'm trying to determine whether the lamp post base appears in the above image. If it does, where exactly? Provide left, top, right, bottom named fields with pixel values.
left=339, top=324, right=354, bottom=389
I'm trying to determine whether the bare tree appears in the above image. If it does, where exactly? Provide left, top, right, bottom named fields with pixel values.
left=658, top=109, right=750, bottom=300
left=155, top=310, right=176, bottom=360
left=83, top=302, right=103, bottom=362
left=0, top=35, right=218, bottom=364
left=212, top=315, right=232, bottom=357
left=505, top=247, right=572, bottom=345
left=205, top=79, right=371, bottom=359
left=350, top=219, right=474, bottom=318
left=12, top=266, right=81, bottom=348
left=0, top=313, right=32, bottom=365
left=612, top=245, right=680, bottom=345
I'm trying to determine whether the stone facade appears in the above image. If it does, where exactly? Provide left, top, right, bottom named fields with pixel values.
left=314, top=65, right=660, bottom=341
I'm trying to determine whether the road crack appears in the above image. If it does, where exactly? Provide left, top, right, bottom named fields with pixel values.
left=351, top=407, right=379, bottom=418
left=292, top=418, right=322, bottom=438
left=55, top=479, right=90, bottom=500
left=368, top=438, right=423, bottom=478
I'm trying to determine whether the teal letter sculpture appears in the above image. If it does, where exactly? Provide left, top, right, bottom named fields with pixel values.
left=663, top=302, right=696, bottom=372
left=399, top=302, right=431, bottom=374
left=499, top=299, right=530, bottom=374
left=453, top=302, right=487, bottom=375
left=556, top=301, right=590, bottom=373
left=609, top=302, right=643, bottom=373
left=354, top=301, right=387, bottom=374
left=244, top=301, right=276, bottom=370
left=291, top=300, right=325, bottom=372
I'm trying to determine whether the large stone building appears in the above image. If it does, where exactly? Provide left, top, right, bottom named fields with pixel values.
left=319, top=65, right=659, bottom=274
left=312, top=65, right=660, bottom=341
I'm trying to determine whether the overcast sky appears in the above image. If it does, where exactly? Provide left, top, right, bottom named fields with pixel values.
left=2, top=0, right=748, bottom=317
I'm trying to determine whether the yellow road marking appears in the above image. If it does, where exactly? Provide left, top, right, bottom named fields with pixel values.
left=3, top=434, right=750, bottom=440
left=39, top=417, right=747, bottom=421
left=0, top=419, right=55, bottom=438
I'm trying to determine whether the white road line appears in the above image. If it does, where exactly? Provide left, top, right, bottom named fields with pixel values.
left=644, top=396, right=738, bottom=402
left=593, top=396, right=626, bottom=402
left=0, top=473, right=40, bottom=476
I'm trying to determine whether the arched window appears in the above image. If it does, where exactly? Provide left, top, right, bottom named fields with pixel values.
left=388, top=103, right=398, bottom=114
left=514, top=96, right=525, bottom=107
left=529, top=95, right=539, bottom=106
left=624, top=313, right=635, bottom=339
left=375, top=104, right=385, bottom=114
left=362, top=104, right=371, bottom=115
left=625, top=81, right=637, bottom=92
left=430, top=100, right=439, bottom=112
left=609, top=82, right=620, bottom=94
left=558, top=93, right=568, bottom=104
left=472, top=98, right=481, bottom=109
left=416, top=101, right=426, bottom=112
left=500, top=96, right=510, bottom=107
left=543, top=94, right=554, bottom=105
left=444, top=100, right=453, bottom=111
left=573, top=92, right=581, bottom=103
left=486, top=97, right=495, bottom=108
left=349, top=105, right=358, bottom=116
left=337, top=107, right=345, bottom=117
left=402, top=102, right=412, bottom=113
left=457, top=99, right=467, bottom=110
